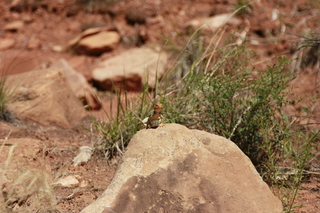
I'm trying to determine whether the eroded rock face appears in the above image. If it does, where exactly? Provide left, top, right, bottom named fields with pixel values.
left=5, top=68, right=86, bottom=128
left=81, top=124, right=282, bottom=213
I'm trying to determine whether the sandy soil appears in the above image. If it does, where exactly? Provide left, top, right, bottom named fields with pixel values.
left=1, top=0, right=320, bottom=212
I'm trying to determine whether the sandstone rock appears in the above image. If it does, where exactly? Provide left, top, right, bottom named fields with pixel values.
left=5, top=68, right=86, bottom=128
left=53, top=175, right=80, bottom=187
left=81, top=124, right=282, bottom=213
left=51, top=59, right=100, bottom=110
left=51, top=45, right=63, bottom=52
left=4, top=20, right=24, bottom=31
left=9, top=0, right=22, bottom=8
left=68, top=27, right=120, bottom=55
left=0, top=38, right=15, bottom=51
left=77, top=31, right=120, bottom=55
left=92, top=47, right=167, bottom=91
left=187, top=13, right=241, bottom=33
left=68, top=27, right=112, bottom=47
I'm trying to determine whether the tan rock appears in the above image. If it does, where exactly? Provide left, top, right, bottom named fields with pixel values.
left=92, top=47, right=167, bottom=91
left=77, top=31, right=120, bottom=55
left=51, top=45, right=63, bottom=52
left=187, top=13, right=241, bottom=33
left=4, top=20, right=24, bottom=31
left=53, top=175, right=79, bottom=187
left=68, top=27, right=112, bottom=47
left=81, top=124, right=282, bottom=213
left=51, top=59, right=100, bottom=110
left=0, top=38, right=15, bottom=51
left=10, top=0, right=22, bottom=7
left=68, top=27, right=119, bottom=55
left=5, top=68, right=86, bottom=128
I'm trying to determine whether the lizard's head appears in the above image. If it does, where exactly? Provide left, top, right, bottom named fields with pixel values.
left=153, top=103, right=163, bottom=112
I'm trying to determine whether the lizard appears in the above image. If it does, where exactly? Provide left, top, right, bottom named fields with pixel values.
left=144, top=102, right=164, bottom=129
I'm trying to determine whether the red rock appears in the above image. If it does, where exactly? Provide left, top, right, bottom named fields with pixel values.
left=92, top=47, right=167, bottom=91
left=0, top=38, right=15, bottom=51
left=5, top=68, right=86, bottom=128
left=77, top=31, right=120, bottom=55
left=81, top=124, right=283, bottom=213
left=4, top=20, right=24, bottom=31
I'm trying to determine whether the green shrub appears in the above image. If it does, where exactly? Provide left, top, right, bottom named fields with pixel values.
left=161, top=34, right=318, bottom=212
left=92, top=31, right=318, bottom=211
left=91, top=85, right=154, bottom=157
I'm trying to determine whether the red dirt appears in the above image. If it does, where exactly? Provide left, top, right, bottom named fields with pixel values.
left=1, top=0, right=320, bottom=212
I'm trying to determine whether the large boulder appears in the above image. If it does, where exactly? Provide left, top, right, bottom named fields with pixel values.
left=81, top=124, right=282, bottom=213
left=92, top=47, right=167, bottom=91
left=5, top=68, right=86, bottom=128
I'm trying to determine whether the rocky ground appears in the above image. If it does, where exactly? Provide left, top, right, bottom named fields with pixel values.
left=1, top=0, right=320, bottom=212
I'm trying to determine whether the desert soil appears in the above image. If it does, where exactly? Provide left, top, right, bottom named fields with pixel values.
left=1, top=0, right=320, bottom=212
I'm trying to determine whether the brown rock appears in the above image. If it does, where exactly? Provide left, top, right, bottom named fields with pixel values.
left=68, top=27, right=112, bottom=47
left=68, top=27, right=120, bottom=55
left=81, top=124, right=282, bottom=213
left=92, top=47, right=167, bottom=91
left=77, top=31, right=120, bottom=55
left=51, top=59, right=100, bottom=110
left=4, top=20, right=24, bottom=32
left=5, top=68, right=86, bottom=128
left=0, top=38, right=15, bottom=51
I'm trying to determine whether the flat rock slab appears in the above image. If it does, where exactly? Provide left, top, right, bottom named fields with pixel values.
left=81, top=124, right=282, bottom=213
left=68, top=27, right=120, bottom=55
left=92, top=47, right=167, bottom=91
left=77, top=31, right=120, bottom=55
